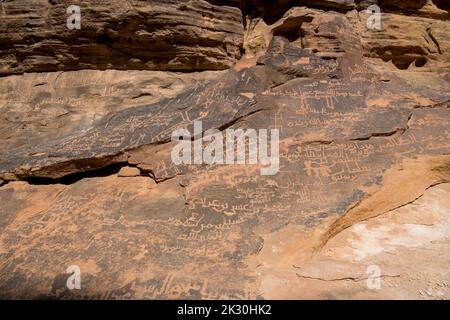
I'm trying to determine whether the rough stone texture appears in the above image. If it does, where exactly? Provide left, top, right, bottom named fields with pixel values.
left=0, top=0, right=449, bottom=299
left=356, top=10, right=450, bottom=72
left=261, top=183, right=450, bottom=299
left=117, top=166, right=141, bottom=177
left=0, top=69, right=224, bottom=150
left=242, top=1, right=450, bottom=73
left=0, top=0, right=244, bottom=75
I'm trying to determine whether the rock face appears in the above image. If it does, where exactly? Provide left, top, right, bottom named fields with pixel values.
left=0, top=69, right=224, bottom=150
left=0, top=0, right=449, bottom=299
left=0, top=0, right=243, bottom=75
left=358, top=10, right=450, bottom=72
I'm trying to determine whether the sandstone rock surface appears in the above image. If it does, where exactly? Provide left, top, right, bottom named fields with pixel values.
left=0, top=0, right=449, bottom=299
left=0, top=69, right=224, bottom=150
left=0, top=0, right=243, bottom=75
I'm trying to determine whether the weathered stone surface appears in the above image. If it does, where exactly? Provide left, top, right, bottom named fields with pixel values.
left=260, top=183, right=450, bottom=299
left=0, top=0, right=449, bottom=300
left=243, top=6, right=363, bottom=59
left=356, top=11, right=450, bottom=72
left=241, top=2, right=449, bottom=73
left=117, top=166, right=141, bottom=177
left=0, top=0, right=243, bottom=75
left=0, top=69, right=224, bottom=150
left=377, top=0, right=450, bottom=20
left=240, top=0, right=356, bottom=23
left=257, top=37, right=342, bottom=78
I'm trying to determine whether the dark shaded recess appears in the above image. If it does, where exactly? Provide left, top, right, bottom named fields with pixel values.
left=379, top=0, right=428, bottom=10
left=391, top=56, right=414, bottom=70
left=356, top=0, right=432, bottom=11
left=272, top=16, right=314, bottom=42
left=238, top=0, right=299, bottom=25
left=98, top=32, right=113, bottom=43
left=378, top=46, right=428, bottom=70
left=432, top=0, right=450, bottom=10
left=415, top=56, right=427, bottom=68
left=204, top=0, right=242, bottom=7
left=24, top=162, right=128, bottom=185
left=390, top=56, right=427, bottom=70
left=355, top=0, right=378, bottom=10
left=240, top=0, right=355, bottom=25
